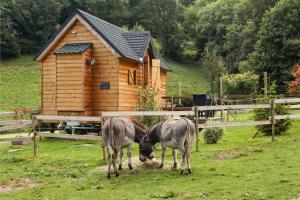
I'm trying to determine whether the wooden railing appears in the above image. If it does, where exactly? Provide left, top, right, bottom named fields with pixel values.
left=1, top=98, right=299, bottom=156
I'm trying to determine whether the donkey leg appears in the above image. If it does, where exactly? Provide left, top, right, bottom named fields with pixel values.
left=178, top=145, right=186, bottom=175
left=127, top=145, right=133, bottom=170
left=118, top=149, right=123, bottom=170
left=106, top=147, right=112, bottom=179
left=186, top=149, right=192, bottom=174
left=172, top=149, right=177, bottom=169
left=160, top=144, right=167, bottom=168
left=112, top=150, right=119, bottom=177
left=186, top=145, right=192, bottom=174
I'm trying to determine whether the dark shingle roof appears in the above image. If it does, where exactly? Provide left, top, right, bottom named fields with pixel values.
left=78, top=10, right=147, bottom=61
left=55, top=43, right=92, bottom=54
left=35, top=9, right=171, bottom=71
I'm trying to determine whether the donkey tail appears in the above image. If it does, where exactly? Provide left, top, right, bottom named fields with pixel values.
left=109, top=118, right=115, bottom=148
left=183, top=118, right=191, bottom=148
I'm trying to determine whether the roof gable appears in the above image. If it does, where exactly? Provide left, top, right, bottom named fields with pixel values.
left=34, top=9, right=171, bottom=71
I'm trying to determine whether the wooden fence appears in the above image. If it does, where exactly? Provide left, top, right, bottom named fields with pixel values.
left=1, top=98, right=299, bottom=157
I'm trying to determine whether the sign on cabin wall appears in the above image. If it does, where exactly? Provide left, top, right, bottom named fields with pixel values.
left=100, top=82, right=110, bottom=90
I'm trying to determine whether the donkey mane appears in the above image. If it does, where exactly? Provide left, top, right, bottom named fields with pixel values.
left=143, top=121, right=164, bottom=145
left=132, top=122, right=147, bottom=143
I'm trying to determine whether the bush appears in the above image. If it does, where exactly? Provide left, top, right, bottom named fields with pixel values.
left=254, top=97, right=292, bottom=135
left=135, top=86, right=161, bottom=128
left=223, top=72, right=259, bottom=95
left=288, top=65, right=300, bottom=97
left=203, top=128, right=224, bottom=144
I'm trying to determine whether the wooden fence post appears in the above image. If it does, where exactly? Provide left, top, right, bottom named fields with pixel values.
left=264, top=72, right=268, bottom=96
left=271, top=99, right=276, bottom=141
left=219, top=76, right=224, bottom=120
left=32, top=118, right=37, bottom=157
left=194, top=106, right=199, bottom=152
left=179, top=82, right=182, bottom=105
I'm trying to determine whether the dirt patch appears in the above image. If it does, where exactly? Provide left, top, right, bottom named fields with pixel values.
left=216, top=148, right=263, bottom=161
left=0, top=178, right=41, bottom=193
left=79, top=144, right=94, bottom=147
left=291, top=193, right=300, bottom=200
left=216, top=151, right=247, bottom=161
left=8, top=149, right=22, bottom=153
left=94, top=156, right=173, bottom=173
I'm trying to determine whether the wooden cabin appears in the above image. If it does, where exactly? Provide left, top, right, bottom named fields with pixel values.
left=35, top=9, right=171, bottom=116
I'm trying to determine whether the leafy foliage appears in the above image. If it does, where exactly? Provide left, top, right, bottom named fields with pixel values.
left=223, top=72, right=259, bottom=95
left=288, top=65, right=300, bottom=97
left=203, top=128, right=224, bottom=144
left=251, top=0, right=300, bottom=93
left=0, top=4, right=20, bottom=57
left=135, top=86, right=161, bottom=128
left=254, top=96, right=292, bottom=135
left=201, top=48, right=225, bottom=94
left=1, top=0, right=299, bottom=96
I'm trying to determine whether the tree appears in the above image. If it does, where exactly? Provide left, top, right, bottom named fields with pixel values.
left=132, top=0, right=185, bottom=58
left=251, top=0, right=300, bottom=93
left=201, top=46, right=224, bottom=95
left=8, top=0, right=63, bottom=54
left=0, top=4, right=20, bottom=58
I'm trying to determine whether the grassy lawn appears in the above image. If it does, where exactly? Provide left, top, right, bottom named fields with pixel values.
left=1, top=115, right=299, bottom=199
left=165, top=59, right=209, bottom=96
left=0, top=56, right=40, bottom=111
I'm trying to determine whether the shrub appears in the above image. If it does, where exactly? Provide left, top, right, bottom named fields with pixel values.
left=288, top=65, right=300, bottom=97
left=254, top=96, right=292, bottom=135
left=223, top=72, right=259, bottom=95
left=135, top=86, right=161, bottom=128
left=203, top=128, right=224, bottom=144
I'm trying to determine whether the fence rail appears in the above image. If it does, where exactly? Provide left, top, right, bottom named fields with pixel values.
left=34, top=115, right=102, bottom=122
left=101, top=110, right=194, bottom=117
left=0, top=137, right=32, bottom=143
left=0, top=121, right=32, bottom=132
left=1, top=98, right=300, bottom=157
left=37, top=132, right=101, bottom=141
left=197, top=104, right=270, bottom=111
left=274, top=98, right=300, bottom=104
left=198, top=120, right=271, bottom=128
left=274, top=114, right=300, bottom=120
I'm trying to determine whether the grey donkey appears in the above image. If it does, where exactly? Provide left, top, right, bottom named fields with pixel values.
left=139, top=118, right=195, bottom=175
left=102, top=117, right=145, bottom=178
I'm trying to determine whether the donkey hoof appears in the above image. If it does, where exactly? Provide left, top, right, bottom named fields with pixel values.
left=188, top=168, right=192, bottom=174
left=116, top=172, right=120, bottom=177
left=128, top=164, right=133, bottom=170
left=118, top=165, right=123, bottom=170
left=180, top=170, right=184, bottom=175
left=159, top=163, right=164, bottom=168
left=107, top=173, right=111, bottom=179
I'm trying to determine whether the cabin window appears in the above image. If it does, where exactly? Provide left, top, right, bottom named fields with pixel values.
left=128, top=69, right=137, bottom=85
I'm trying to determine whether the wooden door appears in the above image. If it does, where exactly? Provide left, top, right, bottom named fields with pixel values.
left=56, top=54, right=84, bottom=111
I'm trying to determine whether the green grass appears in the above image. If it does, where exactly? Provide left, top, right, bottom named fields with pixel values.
left=1, top=115, right=300, bottom=199
left=0, top=55, right=40, bottom=111
left=165, top=59, right=209, bottom=96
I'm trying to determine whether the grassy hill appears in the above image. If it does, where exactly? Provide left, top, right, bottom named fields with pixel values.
left=166, top=59, right=209, bottom=96
left=0, top=56, right=208, bottom=111
left=0, top=56, right=40, bottom=111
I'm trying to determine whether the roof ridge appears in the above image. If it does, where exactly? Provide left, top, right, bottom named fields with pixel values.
left=77, top=9, right=128, bottom=33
